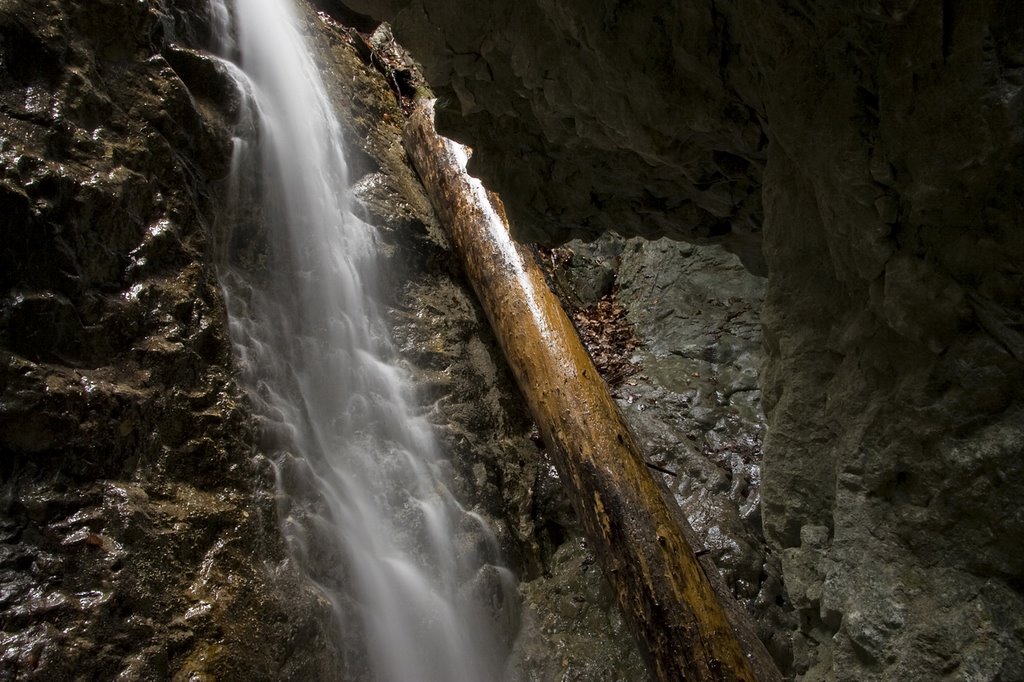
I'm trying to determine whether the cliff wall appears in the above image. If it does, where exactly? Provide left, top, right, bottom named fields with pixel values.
left=3, top=0, right=1023, bottom=678
left=0, top=0, right=344, bottom=677
left=335, top=0, right=1024, bottom=677
left=0, top=2, right=646, bottom=678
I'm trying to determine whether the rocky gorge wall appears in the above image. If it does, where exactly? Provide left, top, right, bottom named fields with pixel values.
left=0, top=0, right=345, bottom=677
left=0, top=1, right=648, bottom=679
left=330, top=0, right=1024, bottom=679
left=542, top=235, right=793, bottom=669
left=3, top=0, right=1022, bottom=679
left=0, top=0, right=351, bottom=677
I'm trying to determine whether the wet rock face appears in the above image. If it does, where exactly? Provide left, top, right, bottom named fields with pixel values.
left=546, top=236, right=794, bottom=670
left=4, top=0, right=1022, bottom=678
left=333, top=0, right=1024, bottom=678
left=1, top=0, right=649, bottom=678
left=0, top=0, right=339, bottom=678
left=327, top=20, right=648, bottom=679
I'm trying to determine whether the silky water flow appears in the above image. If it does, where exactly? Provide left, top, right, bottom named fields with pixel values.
left=208, top=1, right=512, bottom=678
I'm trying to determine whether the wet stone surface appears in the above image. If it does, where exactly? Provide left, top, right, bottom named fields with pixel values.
left=268, top=10, right=649, bottom=681
left=333, top=1, right=1024, bottom=677
left=547, top=235, right=794, bottom=672
left=341, top=88, right=647, bottom=682
left=1, top=2, right=763, bottom=680
left=0, top=0, right=341, bottom=679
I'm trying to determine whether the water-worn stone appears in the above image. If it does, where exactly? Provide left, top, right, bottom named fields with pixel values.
left=7, top=0, right=1024, bottom=678
left=0, top=1, right=649, bottom=677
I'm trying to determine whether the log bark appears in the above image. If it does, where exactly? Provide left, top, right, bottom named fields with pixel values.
left=403, top=100, right=781, bottom=682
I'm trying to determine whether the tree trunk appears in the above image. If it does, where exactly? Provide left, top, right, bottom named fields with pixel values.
left=403, top=99, right=781, bottom=682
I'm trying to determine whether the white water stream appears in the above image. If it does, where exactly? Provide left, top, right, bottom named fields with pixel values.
left=209, top=1, right=509, bottom=678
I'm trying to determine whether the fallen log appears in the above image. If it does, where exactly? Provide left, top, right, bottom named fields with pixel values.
left=403, top=99, right=781, bottom=682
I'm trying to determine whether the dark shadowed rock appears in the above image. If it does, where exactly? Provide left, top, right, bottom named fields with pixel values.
left=0, top=0, right=339, bottom=678
left=325, top=0, right=1024, bottom=678
left=1, top=1, right=651, bottom=678
left=4, top=0, right=1023, bottom=678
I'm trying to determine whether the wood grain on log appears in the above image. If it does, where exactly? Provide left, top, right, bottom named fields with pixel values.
left=403, top=99, right=781, bottom=682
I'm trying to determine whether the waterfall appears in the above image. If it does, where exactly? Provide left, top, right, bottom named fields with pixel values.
left=208, top=1, right=510, bottom=678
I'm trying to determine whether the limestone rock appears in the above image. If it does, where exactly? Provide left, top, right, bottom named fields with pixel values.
left=5, top=0, right=1023, bottom=678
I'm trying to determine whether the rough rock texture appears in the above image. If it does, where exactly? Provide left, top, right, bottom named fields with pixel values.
left=333, top=0, right=1024, bottom=679
left=1, top=1, right=648, bottom=679
left=0, top=0, right=341, bottom=678
left=5, top=0, right=1023, bottom=678
left=321, top=21, right=647, bottom=679
left=333, top=0, right=767, bottom=272
left=546, top=237, right=793, bottom=671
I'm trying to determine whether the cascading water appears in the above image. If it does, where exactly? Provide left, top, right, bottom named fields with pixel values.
left=208, top=1, right=511, bottom=678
